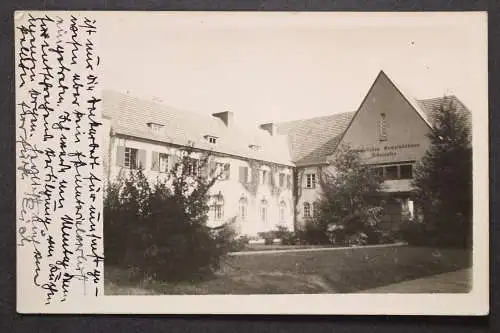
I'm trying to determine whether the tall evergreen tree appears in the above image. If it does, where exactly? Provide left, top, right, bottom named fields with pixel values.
left=412, top=97, right=472, bottom=248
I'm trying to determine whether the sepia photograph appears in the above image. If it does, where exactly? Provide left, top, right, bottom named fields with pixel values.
left=99, top=13, right=481, bottom=296
left=15, top=11, right=488, bottom=315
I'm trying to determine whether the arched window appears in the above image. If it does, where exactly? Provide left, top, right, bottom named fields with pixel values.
left=238, top=197, right=248, bottom=221
left=260, top=199, right=268, bottom=223
left=211, top=193, right=224, bottom=221
left=279, top=201, right=287, bottom=222
left=303, top=202, right=311, bottom=218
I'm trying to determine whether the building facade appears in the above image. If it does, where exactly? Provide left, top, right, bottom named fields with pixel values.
left=103, top=71, right=471, bottom=237
left=102, top=91, right=295, bottom=236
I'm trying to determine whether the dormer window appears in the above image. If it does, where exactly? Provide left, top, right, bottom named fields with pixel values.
left=147, top=122, right=164, bottom=133
left=249, top=144, right=261, bottom=151
left=204, top=135, right=218, bottom=144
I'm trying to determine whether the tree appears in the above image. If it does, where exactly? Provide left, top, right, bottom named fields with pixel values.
left=312, top=145, right=387, bottom=245
left=104, top=149, right=239, bottom=281
left=411, top=97, right=472, bottom=248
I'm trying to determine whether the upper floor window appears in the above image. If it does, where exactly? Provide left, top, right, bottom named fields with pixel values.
left=117, top=146, right=145, bottom=169
left=261, top=170, right=268, bottom=185
left=279, top=173, right=285, bottom=187
left=399, top=164, right=413, bottom=179
left=370, top=163, right=414, bottom=180
left=379, top=113, right=387, bottom=142
left=214, top=162, right=230, bottom=180
left=239, top=166, right=249, bottom=183
left=124, top=147, right=138, bottom=169
left=305, top=173, right=316, bottom=189
left=151, top=151, right=170, bottom=173
left=385, top=165, right=398, bottom=180
left=187, top=158, right=200, bottom=176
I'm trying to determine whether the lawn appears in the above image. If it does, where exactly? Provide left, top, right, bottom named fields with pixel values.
left=104, top=245, right=472, bottom=295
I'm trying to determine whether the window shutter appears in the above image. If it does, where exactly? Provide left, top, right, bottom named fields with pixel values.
left=209, top=160, right=216, bottom=176
left=224, top=163, right=230, bottom=180
left=239, top=166, right=245, bottom=182
left=151, top=151, right=159, bottom=171
left=138, top=149, right=146, bottom=169
left=268, top=171, right=273, bottom=185
left=116, top=146, right=125, bottom=167
left=287, top=174, right=291, bottom=189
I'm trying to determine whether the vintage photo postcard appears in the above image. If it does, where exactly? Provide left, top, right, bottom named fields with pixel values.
left=15, top=11, right=488, bottom=315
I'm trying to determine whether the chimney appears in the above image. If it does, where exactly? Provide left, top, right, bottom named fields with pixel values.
left=260, top=123, right=277, bottom=136
left=212, top=111, right=234, bottom=127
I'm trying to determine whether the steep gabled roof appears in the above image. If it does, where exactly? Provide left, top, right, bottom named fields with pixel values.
left=417, top=95, right=472, bottom=128
left=102, top=72, right=472, bottom=169
left=102, top=90, right=294, bottom=166
left=275, top=72, right=472, bottom=167
left=275, top=112, right=355, bottom=166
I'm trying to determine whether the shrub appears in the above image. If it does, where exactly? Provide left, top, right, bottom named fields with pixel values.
left=312, top=145, right=390, bottom=246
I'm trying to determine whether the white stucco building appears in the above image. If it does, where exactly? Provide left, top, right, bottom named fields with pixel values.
left=102, top=70, right=471, bottom=236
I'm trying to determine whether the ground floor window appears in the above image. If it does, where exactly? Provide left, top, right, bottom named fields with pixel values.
left=260, top=199, right=268, bottom=223
left=211, top=195, right=224, bottom=221
left=279, top=201, right=286, bottom=222
left=238, top=197, right=248, bottom=221
left=303, top=202, right=311, bottom=218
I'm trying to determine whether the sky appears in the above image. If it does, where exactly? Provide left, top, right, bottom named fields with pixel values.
left=99, top=12, right=487, bottom=126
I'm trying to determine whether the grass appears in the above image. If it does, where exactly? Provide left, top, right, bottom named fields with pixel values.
left=104, top=245, right=472, bottom=295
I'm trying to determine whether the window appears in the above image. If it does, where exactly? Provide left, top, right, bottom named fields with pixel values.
left=261, top=170, right=268, bottom=185
left=379, top=113, right=387, bottom=141
left=187, top=158, right=200, bottom=176
left=303, top=202, right=311, bottom=218
left=124, top=147, right=138, bottom=169
left=238, top=197, right=248, bottom=221
left=148, top=122, right=164, bottom=133
left=152, top=152, right=170, bottom=173
left=305, top=173, right=316, bottom=189
left=279, top=201, right=286, bottom=222
left=399, top=164, right=413, bottom=179
left=205, top=135, right=218, bottom=144
left=372, top=166, right=384, bottom=178
left=279, top=173, right=285, bottom=187
left=287, top=174, right=292, bottom=189
left=211, top=195, right=224, bottom=221
left=260, top=199, right=268, bottom=222
left=385, top=165, right=398, bottom=180
left=239, top=166, right=249, bottom=183
left=215, top=162, right=230, bottom=180
left=313, top=202, right=319, bottom=217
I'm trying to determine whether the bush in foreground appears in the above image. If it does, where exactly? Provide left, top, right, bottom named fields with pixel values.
left=104, top=151, right=237, bottom=281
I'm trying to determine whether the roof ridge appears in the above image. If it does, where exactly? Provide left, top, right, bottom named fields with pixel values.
left=276, top=110, right=355, bottom=126
left=103, top=89, right=221, bottom=124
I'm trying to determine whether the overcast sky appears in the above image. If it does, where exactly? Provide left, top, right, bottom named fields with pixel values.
left=99, top=12, right=487, bottom=126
